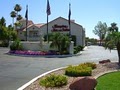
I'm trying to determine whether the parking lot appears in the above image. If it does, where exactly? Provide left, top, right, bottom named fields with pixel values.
left=0, top=46, right=118, bottom=90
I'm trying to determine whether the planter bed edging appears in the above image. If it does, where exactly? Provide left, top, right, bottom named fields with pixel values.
left=7, top=52, right=82, bottom=58
left=17, top=67, right=66, bottom=90
left=17, top=64, right=119, bottom=90
left=94, top=70, right=120, bottom=79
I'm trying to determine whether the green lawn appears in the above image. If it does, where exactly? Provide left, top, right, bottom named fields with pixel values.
left=96, top=71, right=120, bottom=90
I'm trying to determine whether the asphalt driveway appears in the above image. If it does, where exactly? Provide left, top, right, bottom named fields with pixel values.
left=0, top=46, right=118, bottom=90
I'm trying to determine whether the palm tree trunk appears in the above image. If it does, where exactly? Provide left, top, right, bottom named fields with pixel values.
left=116, top=43, right=120, bottom=64
left=15, top=12, right=18, bottom=22
left=12, top=18, right=14, bottom=27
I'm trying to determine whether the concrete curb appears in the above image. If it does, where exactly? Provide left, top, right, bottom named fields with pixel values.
left=17, top=62, right=119, bottom=90
left=7, top=46, right=87, bottom=58
left=6, top=52, right=82, bottom=58
left=17, top=67, right=66, bottom=90
left=94, top=70, right=120, bottom=79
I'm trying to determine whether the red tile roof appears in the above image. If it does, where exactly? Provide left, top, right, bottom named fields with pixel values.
left=34, top=23, right=45, bottom=28
left=18, top=23, right=45, bottom=31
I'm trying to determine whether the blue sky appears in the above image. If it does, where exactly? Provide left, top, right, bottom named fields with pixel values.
left=0, top=0, right=120, bottom=39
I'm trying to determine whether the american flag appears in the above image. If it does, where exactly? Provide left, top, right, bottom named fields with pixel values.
left=46, top=0, right=51, bottom=15
left=68, top=3, right=71, bottom=25
left=25, top=5, right=28, bottom=19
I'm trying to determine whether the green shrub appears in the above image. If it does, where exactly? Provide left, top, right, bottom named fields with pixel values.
left=10, top=39, right=23, bottom=50
left=78, top=45, right=84, bottom=51
left=74, top=45, right=84, bottom=54
left=79, top=62, right=97, bottom=69
left=74, top=46, right=78, bottom=54
left=71, top=35, right=76, bottom=46
left=65, top=65, right=92, bottom=77
left=40, top=74, right=68, bottom=87
left=62, top=50, right=69, bottom=55
left=0, top=41, right=9, bottom=47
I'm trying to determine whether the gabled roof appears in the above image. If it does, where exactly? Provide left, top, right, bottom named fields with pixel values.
left=17, top=17, right=84, bottom=31
left=18, top=19, right=34, bottom=25
left=40, top=16, right=83, bottom=28
left=22, top=23, right=45, bottom=31
left=35, top=23, right=45, bottom=28
left=28, top=20, right=34, bottom=25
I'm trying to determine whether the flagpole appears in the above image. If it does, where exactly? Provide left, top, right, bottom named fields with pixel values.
left=47, top=14, right=49, bottom=43
left=25, top=5, right=28, bottom=41
left=68, top=3, right=71, bottom=38
left=46, top=0, right=51, bottom=43
left=69, top=19, right=71, bottom=37
left=26, top=18, right=28, bottom=41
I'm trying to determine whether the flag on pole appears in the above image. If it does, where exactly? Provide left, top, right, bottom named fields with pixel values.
left=68, top=3, right=71, bottom=37
left=25, top=5, right=28, bottom=41
left=68, top=3, right=71, bottom=25
left=46, top=0, right=51, bottom=15
left=46, top=0, right=51, bottom=43
left=25, top=5, right=28, bottom=19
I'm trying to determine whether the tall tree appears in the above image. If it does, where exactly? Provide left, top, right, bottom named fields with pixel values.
left=0, top=17, right=6, bottom=26
left=105, top=23, right=120, bottom=64
left=17, top=14, right=22, bottom=21
left=93, top=21, right=107, bottom=45
left=14, top=21, right=22, bottom=30
left=10, top=11, right=16, bottom=26
left=0, top=17, right=17, bottom=45
left=0, top=17, right=6, bottom=38
left=14, top=4, right=22, bottom=16
left=14, top=4, right=22, bottom=22
left=8, top=25, right=17, bottom=40
left=108, top=22, right=118, bottom=32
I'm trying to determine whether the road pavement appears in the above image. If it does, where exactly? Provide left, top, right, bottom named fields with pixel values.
left=0, top=46, right=118, bottom=90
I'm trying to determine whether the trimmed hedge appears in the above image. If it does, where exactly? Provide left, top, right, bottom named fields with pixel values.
left=65, top=62, right=96, bottom=77
left=79, top=62, right=97, bottom=69
left=65, top=65, right=92, bottom=77
left=39, top=74, right=67, bottom=87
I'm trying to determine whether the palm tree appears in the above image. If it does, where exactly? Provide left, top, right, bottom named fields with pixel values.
left=61, top=35, right=71, bottom=53
left=17, top=14, right=22, bottom=21
left=50, top=33, right=62, bottom=53
left=14, top=4, right=22, bottom=17
left=14, top=21, right=22, bottom=30
left=105, top=23, right=120, bottom=64
left=108, top=22, right=118, bottom=32
left=0, top=17, right=6, bottom=26
left=10, top=11, right=16, bottom=26
left=50, top=32, right=71, bottom=54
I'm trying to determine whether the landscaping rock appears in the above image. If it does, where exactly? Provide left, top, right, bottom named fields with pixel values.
left=69, top=76, right=97, bottom=90
left=99, top=59, right=111, bottom=64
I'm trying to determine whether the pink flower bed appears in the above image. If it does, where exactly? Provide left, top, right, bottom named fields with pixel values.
left=9, top=50, right=58, bottom=56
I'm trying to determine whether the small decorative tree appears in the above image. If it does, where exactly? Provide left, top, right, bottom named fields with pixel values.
left=50, top=32, right=71, bottom=55
left=105, top=23, right=120, bottom=64
left=93, top=21, right=107, bottom=45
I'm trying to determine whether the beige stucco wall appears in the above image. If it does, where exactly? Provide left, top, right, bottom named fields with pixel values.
left=18, top=17, right=85, bottom=46
left=18, top=31, right=26, bottom=41
left=27, top=25, right=41, bottom=41
left=40, top=17, right=85, bottom=46
left=18, top=25, right=42, bottom=41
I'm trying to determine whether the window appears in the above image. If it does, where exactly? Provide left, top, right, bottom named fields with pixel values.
left=29, top=31, right=38, bottom=37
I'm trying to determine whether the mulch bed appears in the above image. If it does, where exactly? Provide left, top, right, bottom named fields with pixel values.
left=24, top=62, right=120, bottom=90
